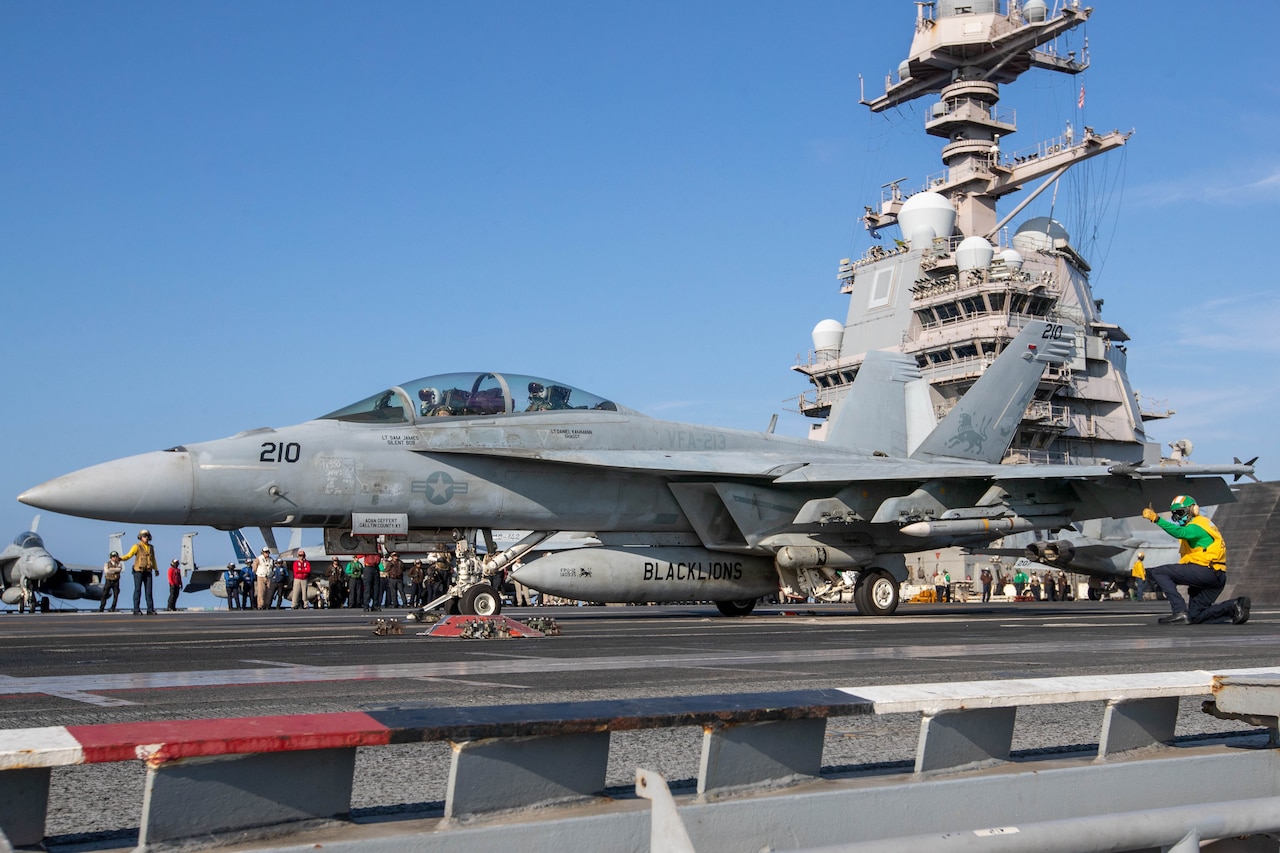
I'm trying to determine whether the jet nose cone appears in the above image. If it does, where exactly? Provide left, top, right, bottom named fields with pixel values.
left=29, top=554, right=57, bottom=581
left=19, top=451, right=194, bottom=524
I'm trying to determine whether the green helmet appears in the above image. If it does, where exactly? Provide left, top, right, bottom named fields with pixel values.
left=1169, top=495, right=1197, bottom=511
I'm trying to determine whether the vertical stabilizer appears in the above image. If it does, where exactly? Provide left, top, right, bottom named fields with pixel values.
left=229, top=529, right=255, bottom=564
left=911, top=320, right=1076, bottom=463
left=180, top=532, right=198, bottom=574
left=824, top=350, right=922, bottom=457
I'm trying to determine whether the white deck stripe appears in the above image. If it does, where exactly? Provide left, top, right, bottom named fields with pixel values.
left=838, top=666, right=1280, bottom=714
left=0, top=726, right=83, bottom=769
left=0, top=635, right=1276, bottom=705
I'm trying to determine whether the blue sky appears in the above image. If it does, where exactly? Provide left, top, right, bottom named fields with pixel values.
left=2, top=1, right=1275, bottom=589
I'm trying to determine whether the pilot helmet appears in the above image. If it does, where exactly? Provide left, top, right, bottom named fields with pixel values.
left=298, top=551, right=306, bottom=558
left=1136, top=551, right=1145, bottom=560
left=138, top=529, right=151, bottom=539
left=1169, top=495, right=1198, bottom=525
left=261, top=547, right=270, bottom=554
left=418, top=388, right=438, bottom=404
left=528, top=381, right=545, bottom=396
left=170, top=559, right=180, bottom=566
left=226, top=562, right=235, bottom=569
left=110, top=551, right=120, bottom=558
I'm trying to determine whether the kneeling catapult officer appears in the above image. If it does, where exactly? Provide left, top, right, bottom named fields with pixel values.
left=1143, top=495, right=1249, bottom=625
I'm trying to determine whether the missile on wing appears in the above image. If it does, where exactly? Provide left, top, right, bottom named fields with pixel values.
left=898, top=515, right=1072, bottom=539
left=512, top=547, right=778, bottom=604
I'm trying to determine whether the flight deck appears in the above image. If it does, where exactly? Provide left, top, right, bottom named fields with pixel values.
left=5, top=602, right=1280, bottom=849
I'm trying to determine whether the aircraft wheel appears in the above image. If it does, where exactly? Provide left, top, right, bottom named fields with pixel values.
left=855, top=571, right=900, bottom=616
left=462, top=584, right=502, bottom=617
left=715, top=598, right=757, bottom=617
left=1087, top=587, right=1102, bottom=601
left=40, top=597, right=52, bottom=613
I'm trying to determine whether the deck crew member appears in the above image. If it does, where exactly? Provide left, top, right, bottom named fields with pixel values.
left=99, top=551, right=123, bottom=612
left=223, top=563, right=241, bottom=610
left=253, top=547, right=273, bottom=610
left=119, top=530, right=159, bottom=615
left=290, top=551, right=312, bottom=609
left=166, top=558, right=182, bottom=611
left=1143, top=495, right=1249, bottom=625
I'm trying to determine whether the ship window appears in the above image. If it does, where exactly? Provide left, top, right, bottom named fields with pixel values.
left=959, top=296, right=986, bottom=316
left=981, top=340, right=998, bottom=354
left=1009, top=293, right=1029, bottom=314
left=989, top=293, right=1006, bottom=312
left=842, top=371, right=857, bottom=384
left=1027, top=296, right=1052, bottom=316
left=915, top=308, right=938, bottom=325
left=955, top=344, right=978, bottom=358
left=868, top=267, right=894, bottom=309
left=930, top=350, right=954, bottom=364
left=935, top=302, right=960, bottom=320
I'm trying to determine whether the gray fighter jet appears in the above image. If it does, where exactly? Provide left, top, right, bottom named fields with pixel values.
left=19, top=319, right=1253, bottom=617
left=0, top=517, right=104, bottom=612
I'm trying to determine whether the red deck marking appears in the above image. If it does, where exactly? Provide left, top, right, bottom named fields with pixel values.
left=67, top=711, right=390, bottom=766
left=427, top=615, right=547, bottom=638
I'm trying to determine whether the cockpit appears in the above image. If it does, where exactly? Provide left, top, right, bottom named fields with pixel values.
left=319, top=372, right=624, bottom=425
left=14, top=532, right=43, bottom=549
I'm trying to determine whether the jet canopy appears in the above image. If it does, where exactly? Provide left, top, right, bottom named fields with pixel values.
left=319, top=371, right=623, bottom=425
left=13, top=532, right=43, bottom=548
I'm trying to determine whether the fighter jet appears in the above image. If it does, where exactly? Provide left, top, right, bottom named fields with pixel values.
left=19, top=319, right=1254, bottom=617
left=0, top=517, right=104, bottom=612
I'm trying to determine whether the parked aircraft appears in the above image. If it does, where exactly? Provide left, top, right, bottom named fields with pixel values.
left=987, top=514, right=1183, bottom=599
left=0, top=516, right=104, bottom=612
left=19, top=320, right=1253, bottom=617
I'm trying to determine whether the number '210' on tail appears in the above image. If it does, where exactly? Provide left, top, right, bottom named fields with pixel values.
left=910, top=319, right=1076, bottom=464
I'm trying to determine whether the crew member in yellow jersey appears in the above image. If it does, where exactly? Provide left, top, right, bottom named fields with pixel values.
left=1142, top=495, right=1249, bottom=625
left=1130, top=551, right=1146, bottom=601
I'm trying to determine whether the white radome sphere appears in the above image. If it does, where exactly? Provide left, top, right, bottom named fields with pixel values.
left=812, top=319, right=844, bottom=353
left=955, top=236, right=995, bottom=272
left=897, top=192, right=955, bottom=248
left=998, top=248, right=1024, bottom=270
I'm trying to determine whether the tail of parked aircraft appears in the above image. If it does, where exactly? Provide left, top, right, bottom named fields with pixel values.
left=229, top=529, right=256, bottom=564
left=911, top=319, right=1076, bottom=464
left=824, top=350, right=922, bottom=457
left=179, top=531, right=223, bottom=593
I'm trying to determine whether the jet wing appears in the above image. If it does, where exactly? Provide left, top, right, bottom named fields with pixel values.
left=417, top=448, right=819, bottom=478
left=57, top=561, right=101, bottom=585
left=969, top=542, right=1128, bottom=559
left=772, top=461, right=1254, bottom=485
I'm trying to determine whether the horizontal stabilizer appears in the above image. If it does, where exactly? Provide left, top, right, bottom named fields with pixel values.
left=912, top=320, right=1076, bottom=464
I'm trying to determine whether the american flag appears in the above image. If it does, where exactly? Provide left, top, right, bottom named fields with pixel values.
left=1078, top=85, right=1085, bottom=109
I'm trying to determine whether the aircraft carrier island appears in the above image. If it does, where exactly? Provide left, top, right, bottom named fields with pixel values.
left=789, top=0, right=1273, bottom=600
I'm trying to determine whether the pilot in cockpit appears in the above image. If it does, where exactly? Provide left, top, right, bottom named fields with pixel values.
left=418, top=387, right=440, bottom=416
left=548, top=384, right=573, bottom=409
left=526, top=382, right=551, bottom=412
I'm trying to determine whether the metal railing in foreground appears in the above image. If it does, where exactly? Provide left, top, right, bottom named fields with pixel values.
left=2, top=670, right=1279, bottom=852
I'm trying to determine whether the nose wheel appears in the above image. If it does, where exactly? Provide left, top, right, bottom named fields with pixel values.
left=461, top=583, right=502, bottom=617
